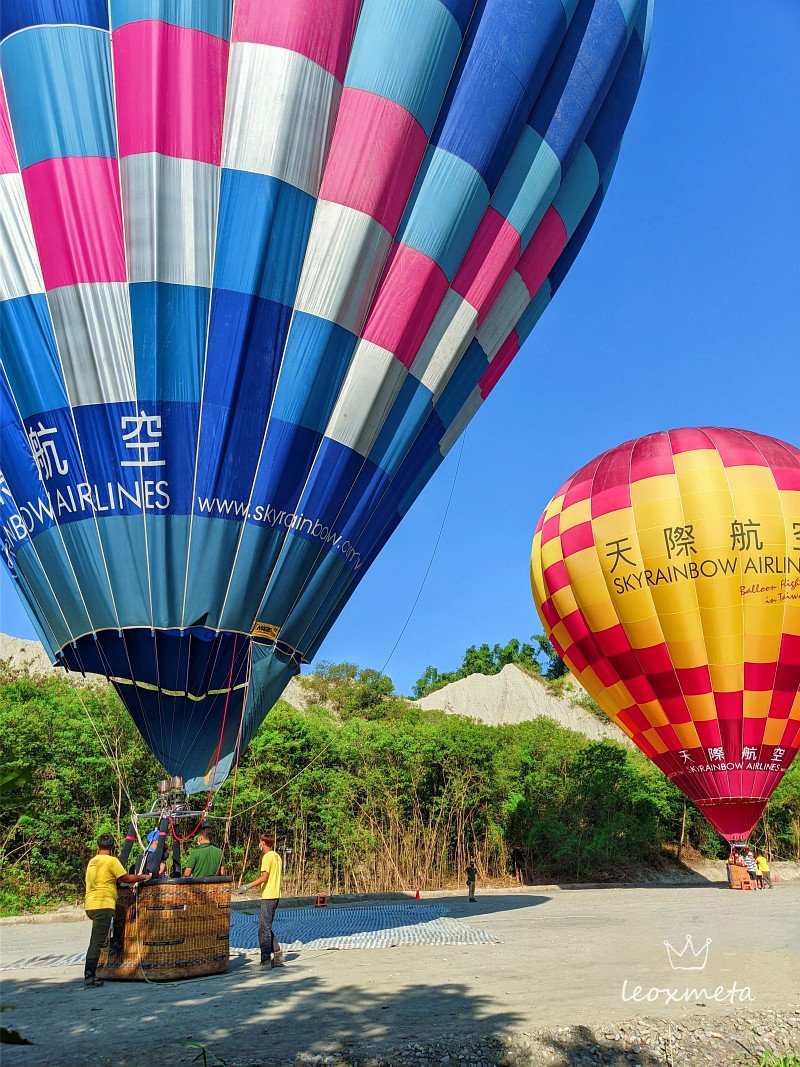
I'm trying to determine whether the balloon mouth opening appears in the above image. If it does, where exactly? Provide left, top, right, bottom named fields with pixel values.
left=694, top=798, right=768, bottom=843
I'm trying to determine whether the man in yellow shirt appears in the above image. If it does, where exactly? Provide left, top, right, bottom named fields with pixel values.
left=84, top=833, right=151, bottom=987
left=242, top=833, right=284, bottom=968
left=755, top=850, right=773, bottom=889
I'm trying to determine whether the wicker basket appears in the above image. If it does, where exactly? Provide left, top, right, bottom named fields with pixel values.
left=97, top=877, right=232, bottom=981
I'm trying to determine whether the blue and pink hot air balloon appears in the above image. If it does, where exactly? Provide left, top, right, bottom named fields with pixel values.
left=0, top=0, right=653, bottom=791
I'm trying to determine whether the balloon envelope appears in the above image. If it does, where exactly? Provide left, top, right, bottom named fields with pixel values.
left=530, top=428, right=800, bottom=842
left=0, top=0, right=652, bottom=790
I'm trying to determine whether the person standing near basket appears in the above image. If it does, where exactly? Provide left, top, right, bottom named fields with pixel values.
left=84, top=833, right=151, bottom=988
left=242, top=833, right=285, bottom=968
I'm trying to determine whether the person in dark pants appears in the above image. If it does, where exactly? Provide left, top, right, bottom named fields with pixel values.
left=84, top=833, right=151, bottom=987
left=241, top=833, right=284, bottom=968
left=466, top=859, right=478, bottom=902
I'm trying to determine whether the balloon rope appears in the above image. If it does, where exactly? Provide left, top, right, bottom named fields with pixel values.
left=170, top=635, right=239, bottom=843
left=377, top=428, right=466, bottom=678
left=217, top=429, right=466, bottom=823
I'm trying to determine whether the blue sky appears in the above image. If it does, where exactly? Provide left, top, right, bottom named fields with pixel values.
left=2, top=2, right=798, bottom=697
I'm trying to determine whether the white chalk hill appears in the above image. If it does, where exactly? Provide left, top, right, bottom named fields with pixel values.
left=414, top=664, right=631, bottom=745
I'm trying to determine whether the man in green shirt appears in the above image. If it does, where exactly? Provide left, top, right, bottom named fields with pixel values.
left=182, top=829, right=224, bottom=878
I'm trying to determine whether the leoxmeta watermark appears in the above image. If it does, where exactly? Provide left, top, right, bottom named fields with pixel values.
left=620, top=936, right=754, bottom=1006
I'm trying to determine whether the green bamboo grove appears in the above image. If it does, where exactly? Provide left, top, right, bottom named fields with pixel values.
left=1, top=657, right=798, bottom=915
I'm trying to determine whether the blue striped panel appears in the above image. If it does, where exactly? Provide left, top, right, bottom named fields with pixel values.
left=18, top=527, right=94, bottom=638
left=16, top=401, right=194, bottom=534
left=514, top=283, right=552, bottom=344
left=585, top=21, right=645, bottom=175
left=213, top=170, right=315, bottom=307
left=433, top=338, right=486, bottom=428
left=0, top=371, right=56, bottom=543
left=248, top=419, right=323, bottom=518
left=345, top=0, right=463, bottom=136
left=239, top=643, right=297, bottom=754
left=74, top=401, right=193, bottom=514
left=60, top=627, right=251, bottom=789
left=491, top=126, right=561, bottom=251
left=436, top=0, right=476, bottom=36
left=530, top=0, right=628, bottom=173
left=92, top=515, right=151, bottom=626
left=0, top=26, right=115, bottom=168
left=369, top=374, right=434, bottom=479
left=432, top=0, right=567, bottom=189
left=144, top=513, right=190, bottom=627
left=1, top=0, right=108, bottom=40
left=219, top=524, right=289, bottom=632
left=549, top=184, right=604, bottom=295
left=398, top=442, right=444, bottom=519
left=56, top=522, right=118, bottom=630
left=552, top=144, right=600, bottom=239
left=398, top=146, right=488, bottom=280
left=182, top=518, right=246, bottom=631
left=270, top=314, right=356, bottom=434
left=0, top=295, right=67, bottom=418
left=195, top=290, right=292, bottom=501
left=130, top=283, right=208, bottom=404
left=110, top=0, right=233, bottom=37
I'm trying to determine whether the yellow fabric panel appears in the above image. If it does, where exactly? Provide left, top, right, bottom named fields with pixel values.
left=562, top=545, right=602, bottom=580
left=743, top=692, right=771, bottom=717
left=640, top=700, right=670, bottom=727
left=558, top=496, right=592, bottom=530
left=709, top=663, right=744, bottom=690
left=726, top=465, right=781, bottom=492
left=700, top=605, right=744, bottom=639
left=630, top=472, right=681, bottom=505
left=540, top=535, right=564, bottom=570
left=789, top=693, right=800, bottom=720
left=576, top=594, right=620, bottom=634
left=655, top=611, right=704, bottom=646
left=672, top=721, right=701, bottom=749
left=685, top=693, right=717, bottom=720
left=660, top=636, right=707, bottom=670
left=551, top=584, right=579, bottom=620
left=549, top=621, right=571, bottom=653
left=783, top=597, right=800, bottom=637
left=642, top=727, right=668, bottom=754
left=763, top=718, right=787, bottom=746
left=674, top=443, right=725, bottom=473
left=704, top=633, right=744, bottom=668
left=623, top=614, right=665, bottom=649
left=529, top=542, right=547, bottom=607
left=597, top=681, right=633, bottom=717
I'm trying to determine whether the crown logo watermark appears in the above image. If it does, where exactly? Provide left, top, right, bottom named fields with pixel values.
left=663, top=934, right=711, bottom=971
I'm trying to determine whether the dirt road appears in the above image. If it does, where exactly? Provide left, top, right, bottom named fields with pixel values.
left=1, top=883, right=798, bottom=1066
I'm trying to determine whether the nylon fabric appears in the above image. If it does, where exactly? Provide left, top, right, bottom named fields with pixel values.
left=0, top=0, right=654, bottom=790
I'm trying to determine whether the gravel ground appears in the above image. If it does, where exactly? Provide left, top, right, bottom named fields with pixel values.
left=286, top=1011, right=800, bottom=1066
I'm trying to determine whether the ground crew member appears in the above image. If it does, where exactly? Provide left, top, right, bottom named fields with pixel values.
left=755, top=850, right=773, bottom=889
left=241, top=833, right=285, bottom=968
left=84, top=833, right=151, bottom=987
left=183, top=828, right=225, bottom=878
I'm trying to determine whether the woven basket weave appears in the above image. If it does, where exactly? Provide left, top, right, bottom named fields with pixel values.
left=97, top=877, right=231, bottom=981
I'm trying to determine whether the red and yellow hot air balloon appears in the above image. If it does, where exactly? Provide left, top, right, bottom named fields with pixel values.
left=530, top=427, right=800, bottom=843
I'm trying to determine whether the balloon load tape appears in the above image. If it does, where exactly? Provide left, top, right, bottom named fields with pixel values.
left=251, top=623, right=307, bottom=665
